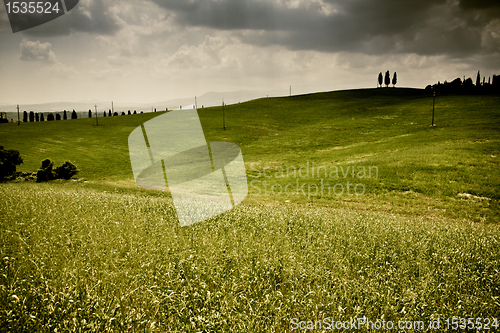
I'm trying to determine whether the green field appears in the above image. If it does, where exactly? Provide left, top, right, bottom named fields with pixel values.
left=1, top=88, right=499, bottom=331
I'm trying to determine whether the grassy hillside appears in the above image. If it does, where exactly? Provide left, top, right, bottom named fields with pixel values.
left=1, top=88, right=499, bottom=222
left=1, top=88, right=499, bottom=331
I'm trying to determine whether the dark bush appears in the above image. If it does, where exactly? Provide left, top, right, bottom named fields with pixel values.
left=54, top=161, right=79, bottom=180
left=29, top=111, right=35, bottom=122
left=35, top=113, right=39, bottom=122
left=36, top=159, right=54, bottom=182
left=23, top=111, right=28, bottom=123
left=71, top=110, right=78, bottom=119
left=113, top=112, right=118, bottom=116
left=0, top=146, right=23, bottom=181
left=103, top=111, right=107, bottom=117
left=55, top=113, right=61, bottom=120
left=128, top=110, right=131, bottom=115
left=36, top=159, right=79, bottom=182
left=40, top=113, right=45, bottom=121
left=47, top=113, right=55, bottom=121
left=121, top=111, right=125, bottom=116
left=88, top=109, right=92, bottom=118
left=63, top=110, right=67, bottom=120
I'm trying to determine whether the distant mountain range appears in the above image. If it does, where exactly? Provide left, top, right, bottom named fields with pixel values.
left=0, top=89, right=288, bottom=115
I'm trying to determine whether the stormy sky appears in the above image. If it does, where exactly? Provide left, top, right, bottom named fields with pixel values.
left=0, top=0, right=499, bottom=105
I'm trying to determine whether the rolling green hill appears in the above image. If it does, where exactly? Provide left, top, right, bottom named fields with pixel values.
left=1, top=88, right=499, bottom=222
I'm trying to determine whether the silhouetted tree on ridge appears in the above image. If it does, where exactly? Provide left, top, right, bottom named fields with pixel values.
left=378, top=72, right=383, bottom=87
left=384, top=71, right=390, bottom=87
left=392, top=72, right=397, bottom=87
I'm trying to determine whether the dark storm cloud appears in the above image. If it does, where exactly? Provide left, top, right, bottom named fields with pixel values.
left=18, top=0, right=122, bottom=36
left=152, top=0, right=500, bottom=57
left=459, top=0, right=500, bottom=9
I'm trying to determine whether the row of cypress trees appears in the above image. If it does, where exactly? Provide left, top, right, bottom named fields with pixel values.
left=89, top=109, right=144, bottom=118
left=20, top=108, right=149, bottom=122
left=22, top=110, right=77, bottom=122
left=377, top=71, right=397, bottom=87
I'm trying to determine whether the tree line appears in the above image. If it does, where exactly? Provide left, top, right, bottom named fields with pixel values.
left=13, top=109, right=148, bottom=123
left=425, top=71, right=500, bottom=94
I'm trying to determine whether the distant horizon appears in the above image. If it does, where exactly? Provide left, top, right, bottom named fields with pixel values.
left=0, top=84, right=430, bottom=112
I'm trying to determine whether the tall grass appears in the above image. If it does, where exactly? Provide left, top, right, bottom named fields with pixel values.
left=1, top=183, right=498, bottom=331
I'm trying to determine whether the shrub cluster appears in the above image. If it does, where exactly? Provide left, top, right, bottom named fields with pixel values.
left=0, top=147, right=79, bottom=182
left=36, top=159, right=79, bottom=182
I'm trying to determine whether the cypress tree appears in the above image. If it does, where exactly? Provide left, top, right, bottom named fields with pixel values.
left=23, top=111, right=28, bottom=123
left=384, top=71, right=390, bottom=87
left=392, top=72, right=397, bottom=87
left=63, top=110, right=67, bottom=120
left=71, top=110, right=77, bottom=119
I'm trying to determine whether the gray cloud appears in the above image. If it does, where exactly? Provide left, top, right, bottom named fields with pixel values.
left=151, top=0, right=500, bottom=57
left=19, top=39, right=57, bottom=62
left=21, top=0, right=122, bottom=36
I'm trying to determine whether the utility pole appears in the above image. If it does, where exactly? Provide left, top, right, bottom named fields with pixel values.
left=17, top=105, right=20, bottom=125
left=95, top=104, right=98, bottom=126
left=223, top=98, right=226, bottom=130
left=431, top=91, right=436, bottom=126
